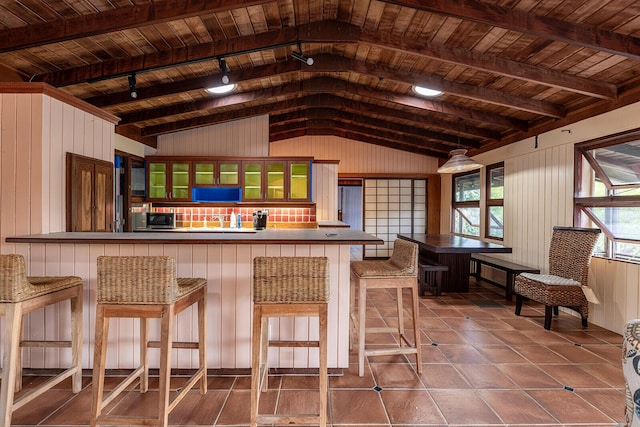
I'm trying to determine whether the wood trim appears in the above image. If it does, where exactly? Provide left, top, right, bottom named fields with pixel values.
left=0, top=83, right=120, bottom=124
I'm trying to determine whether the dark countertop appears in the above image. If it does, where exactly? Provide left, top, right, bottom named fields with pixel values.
left=397, top=233, right=511, bottom=254
left=6, top=228, right=382, bottom=245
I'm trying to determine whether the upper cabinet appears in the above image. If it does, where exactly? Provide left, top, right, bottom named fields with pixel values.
left=146, top=156, right=312, bottom=202
left=193, top=159, right=240, bottom=187
left=243, top=159, right=312, bottom=201
left=147, top=159, right=191, bottom=201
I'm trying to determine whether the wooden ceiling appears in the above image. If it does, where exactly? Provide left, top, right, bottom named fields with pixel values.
left=2, top=0, right=640, bottom=159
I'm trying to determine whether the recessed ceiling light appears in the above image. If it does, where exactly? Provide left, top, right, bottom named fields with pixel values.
left=413, top=86, right=443, bottom=97
left=205, top=84, right=237, bottom=95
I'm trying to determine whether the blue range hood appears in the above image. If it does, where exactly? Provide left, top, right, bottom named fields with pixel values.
left=192, top=187, right=242, bottom=202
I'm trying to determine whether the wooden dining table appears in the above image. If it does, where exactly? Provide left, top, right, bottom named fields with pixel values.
left=397, top=233, right=512, bottom=293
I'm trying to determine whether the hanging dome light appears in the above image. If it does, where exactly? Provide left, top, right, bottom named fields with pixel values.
left=437, top=149, right=482, bottom=174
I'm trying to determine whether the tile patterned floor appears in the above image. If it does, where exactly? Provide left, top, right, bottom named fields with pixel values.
left=7, top=278, right=627, bottom=426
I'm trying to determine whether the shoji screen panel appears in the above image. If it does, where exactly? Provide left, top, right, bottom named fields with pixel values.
left=364, top=178, right=427, bottom=258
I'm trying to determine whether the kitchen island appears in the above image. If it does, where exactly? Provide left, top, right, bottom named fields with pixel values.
left=6, top=228, right=380, bottom=371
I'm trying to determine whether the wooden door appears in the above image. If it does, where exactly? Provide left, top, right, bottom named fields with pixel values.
left=66, top=153, right=114, bottom=232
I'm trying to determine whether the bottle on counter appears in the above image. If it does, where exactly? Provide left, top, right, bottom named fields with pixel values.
left=237, top=213, right=242, bottom=229
left=230, top=210, right=237, bottom=229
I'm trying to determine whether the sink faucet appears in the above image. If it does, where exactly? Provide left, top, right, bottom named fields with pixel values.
left=209, top=214, right=224, bottom=228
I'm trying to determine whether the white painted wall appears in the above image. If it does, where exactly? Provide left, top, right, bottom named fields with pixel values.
left=0, top=87, right=116, bottom=371
left=452, top=102, right=640, bottom=335
left=156, top=116, right=270, bottom=156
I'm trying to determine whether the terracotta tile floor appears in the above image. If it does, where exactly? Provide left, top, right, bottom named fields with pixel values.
left=7, top=278, right=627, bottom=426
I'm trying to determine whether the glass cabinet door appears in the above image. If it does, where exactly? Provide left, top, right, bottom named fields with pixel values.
left=219, top=162, right=239, bottom=186
left=171, top=162, right=191, bottom=200
left=267, top=162, right=285, bottom=199
left=243, top=162, right=263, bottom=200
left=147, top=162, right=167, bottom=199
left=193, top=162, right=215, bottom=186
left=289, top=162, right=309, bottom=200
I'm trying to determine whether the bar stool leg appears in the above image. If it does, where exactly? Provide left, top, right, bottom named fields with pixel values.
left=91, top=305, right=109, bottom=427
left=158, top=307, right=174, bottom=427
left=410, top=283, right=422, bottom=374
left=71, top=290, right=83, bottom=393
left=140, top=317, right=149, bottom=393
left=251, top=304, right=263, bottom=427
left=357, top=278, right=367, bottom=377
left=0, top=304, right=22, bottom=427
left=396, top=288, right=405, bottom=346
left=198, top=294, right=207, bottom=395
left=319, top=304, right=328, bottom=427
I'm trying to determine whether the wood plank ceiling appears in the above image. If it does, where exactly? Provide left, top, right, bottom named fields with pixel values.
left=1, top=0, right=640, bottom=159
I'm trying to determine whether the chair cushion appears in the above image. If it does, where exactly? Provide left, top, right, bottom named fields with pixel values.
left=518, top=273, right=599, bottom=304
left=623, top=320, right=640, bottom=427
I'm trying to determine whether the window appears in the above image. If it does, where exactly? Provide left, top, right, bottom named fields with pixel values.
left=485, top=162, right=504, bottom=239
left=452, top=171, right=480, bottom=236
left=575, top=129, right=640, bottom=263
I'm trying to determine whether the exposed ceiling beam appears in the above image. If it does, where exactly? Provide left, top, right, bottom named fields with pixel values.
left=31, top=21, right=360, bottom=86
left=116, top=76, right=526, bottom=131
left=136, top=93, right=500, bottom=141
left=0, top=0, right=273, bottom=53
left=269, top=108, right=477, bottom=152
left=88, top=54, right=565, bottom=118
left=31, top=19, right=614, bottom=100
left=360, top=29, right=617, bottom=99
left=384, top=0, right=640, bottom=61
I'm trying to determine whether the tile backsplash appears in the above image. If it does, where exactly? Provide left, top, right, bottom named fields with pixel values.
left=153, top=206, right=317, bottom=227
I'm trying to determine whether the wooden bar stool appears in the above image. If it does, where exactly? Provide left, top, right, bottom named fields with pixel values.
left=0, top=254, right=83, bottom=427
left=91, top=256, right=207, bottom=427
left=251, top=256, right=330, bottom=427
left=350, top=238, right=422, bottom=377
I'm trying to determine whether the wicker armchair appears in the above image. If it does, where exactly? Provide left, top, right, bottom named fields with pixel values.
left=0, top=254, right=83, bottom=427
left=514, top=226, right=600, bottom=330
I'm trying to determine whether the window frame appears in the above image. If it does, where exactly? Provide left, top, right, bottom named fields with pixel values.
left=452, top=169, right=481, bottom=237
left=485, top=162, right=504, bottom=241
left=574, top=128, right=640, bottom=262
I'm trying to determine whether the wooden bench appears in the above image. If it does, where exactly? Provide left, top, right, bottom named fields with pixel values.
left=418, top=259, right=449, bottom=296
left=470, top=253, right=540, bottom=301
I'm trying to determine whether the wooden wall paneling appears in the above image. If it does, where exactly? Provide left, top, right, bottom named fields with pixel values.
left=15, top=95, right=31, bottom=237
left=276, top=244, right=296, bottom=367
left=1, top=94, right=17, bottom=242
left=293, top=245, right=312, bottom=368
left=30, top=95, right=43, bottom=236
left=220, top=244, right=238, bottom=368
left=74, top=243, right=92, bottom=372
left=235, top=244, right=253, bottom=368
left=50, top=98, right=64, bottom=233
left=157, top=116, right=269, bottom=157
left=207, top=244, right=223, bottom=369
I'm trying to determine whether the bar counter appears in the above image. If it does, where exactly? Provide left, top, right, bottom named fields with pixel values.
left=6, top=229, right=381, bottom=372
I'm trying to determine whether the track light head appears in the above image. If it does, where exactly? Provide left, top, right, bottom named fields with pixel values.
left=128, top=73, right=137, bottom=99
left=218, top=58, right=229, bottom=84
left=291, top=50, right=314, bottom=66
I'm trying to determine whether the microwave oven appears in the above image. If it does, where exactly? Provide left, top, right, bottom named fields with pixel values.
left=146, top=212, right=175, bottom=229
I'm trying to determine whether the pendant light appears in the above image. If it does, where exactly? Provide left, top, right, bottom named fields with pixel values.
left=437, top=119, right=482, bottom=174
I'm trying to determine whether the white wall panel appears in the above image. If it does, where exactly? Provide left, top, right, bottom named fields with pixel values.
left=0, top=89, right=116, bottom=372
left=270, top=135, right=438, bottom=174
left=156, top=116, right=269, bottom=156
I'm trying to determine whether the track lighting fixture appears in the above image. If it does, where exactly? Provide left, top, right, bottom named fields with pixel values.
left=128, top=73, right=137, bottom=99
left=292, top=42, right=314, bottom=65
left=218, top=58, right=230, bottom=84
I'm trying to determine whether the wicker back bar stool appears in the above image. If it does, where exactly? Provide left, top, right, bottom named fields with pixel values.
left=251, top=256, right=330, bottom=427
left=350, top=238, right=422, bottom=377
left=514, top=226, right=600, bottom=330
left=91, top=256, right=207, bottom=427
left=0, top=254, right=83, bottom=427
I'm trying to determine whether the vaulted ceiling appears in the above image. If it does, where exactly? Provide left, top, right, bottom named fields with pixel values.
left=2, top=0, right=640, bottom=159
